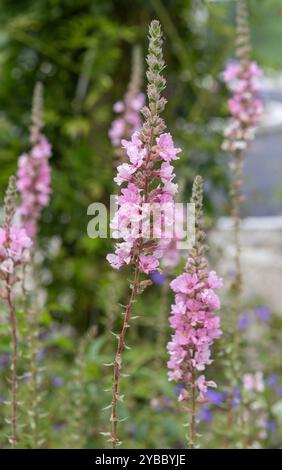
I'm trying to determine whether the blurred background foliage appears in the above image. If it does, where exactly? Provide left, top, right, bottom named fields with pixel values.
left=0, top=0, right=281, bottom=328
left=0, top=0, right=282, bottom=448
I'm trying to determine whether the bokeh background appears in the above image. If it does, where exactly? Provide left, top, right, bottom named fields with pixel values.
left=0, top=0, right=282, bottom=449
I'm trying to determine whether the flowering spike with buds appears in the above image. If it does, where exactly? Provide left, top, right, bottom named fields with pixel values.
left=222, top=0, right=263, bottom=296
left=106, top=20, right=181, bottom=448
left=16, top=83, right=52, bottom=447
left=167, top=176, right=222, bottom=449
left=109, top=46, right=145, bottom=154
left=17, top=82, right=52, bottom=239
left=0, top=176, right=32, bottom=448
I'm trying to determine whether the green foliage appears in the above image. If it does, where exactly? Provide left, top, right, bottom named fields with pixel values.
left=0, top=0, right=280, bottom=328
left=0, top=0, right=281, bottom=449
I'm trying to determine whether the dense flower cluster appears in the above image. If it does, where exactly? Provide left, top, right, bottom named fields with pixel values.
left=0, top=225, right=32, bottom=277
left=107, top=131, right=180, bottom=273
left=0, top=175, right=32, bottom=287
left=0, top=176, right=33, bottom=447
left=107, top=20, right=183, bottom=449
left=17, top=135, right=52, bottom=238
left=222, top=0, right=263, bottom=154
left=17, top=83, right=52, bottom=239
left=222, top=60, right=263, bottom=152
left=168, top=269, right=222, bottom=399
left=108, top=24, right=184, bottom=277
left=109, top=47, right=145, bottom=148
left=109, top=94, right=145, bottom=147
left=167, top=176, right=223, bottom=401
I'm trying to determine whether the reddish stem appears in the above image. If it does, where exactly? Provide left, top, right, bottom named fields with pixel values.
left=190, top=367, right=197, bottom=449
left=111, top=262, right=140, bottom=448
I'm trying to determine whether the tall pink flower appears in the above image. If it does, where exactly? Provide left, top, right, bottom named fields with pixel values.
left=222, top=60, right=263, bottom=152
left=107, top=127, right=180, bottom=273
left=167, top=176, right=222, bottom=448
left=0, top=176, right=32, bottom=447
left=222, top=0, right=263, bottom=153
left=17, top=83, right=52, bottom=239
left=106, top=21, right=181, bottom=448
left=222, top=0, right=264, bottom=297
left=109, top=46, right=145, bottom=152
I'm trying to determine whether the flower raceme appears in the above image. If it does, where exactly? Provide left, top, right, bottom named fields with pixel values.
left=109, top=46, right=144, bottom=148
left=0, top=176, right=32, bottom=281
left=168, top=270, right=222, bottom=399
left=0, top=176, right=32, bottom=448
left=222, top=0, right=263, bottom=154
left=167, top=175, right=223, bottom=444
left=0, top=225, right=32, bottom=276
left=109, top=93, right=145, bottom=148
left=17, top=83, right=52, bottom=239
left=107, top=130, right=181, bottom=274
left=17, top=134, right=52, bottom=239
left=106, top=20, right=182, bottom=449
left=222, top=60, right=263, bottom=152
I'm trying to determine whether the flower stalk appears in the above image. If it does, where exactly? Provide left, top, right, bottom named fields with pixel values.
left=167, top=176, right=223, bottom=449
left=106, top=20, right=181, bottom=447
left=0, top=176, right=32, bottom=447
left=109, top=45, right=144, bottom=156
left=222, top=0, right=263, bottom=297
left=16, top=82, right=52, bottom=447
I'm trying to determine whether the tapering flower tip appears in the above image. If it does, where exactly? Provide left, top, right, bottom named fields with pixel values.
left=190, top=175, right=204, bottom=228
left=222, top=0, right=263, bottom=153
left=141, top=20, right=167, bottom=139
left=191, top=175, right=203, bottom=204
left=130, top=45, right=143, bottom=93
left=30, top=81, right=44, bottom=144
left=4, top=176, right=17, bottom=225
left=236, top=0, right=251, bottom=62
left=147, top=20, right=166, bottom=105
left=109, top=45, right=144, bottom=148
left=184, top=175, right=206, bottom=273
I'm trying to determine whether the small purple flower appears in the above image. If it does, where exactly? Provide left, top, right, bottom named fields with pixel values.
left=53, top=422, right=64, bottom=432
left=52, top=376, right=63, bottom=388
left=265, top=374, right=278, bottom=387
left=150, top=270, right=167, bottom=286
left=197, top=406, right=213, bottom=423
left=163, top=397, right=173, bottom=407
left=37, top=347, right=46, bottom=364
left=174, top=384, right=185, bottom=396
left=227, top=269, right=236, bottom=280
left=267, top=420, right=277, bottom=433
left=238, top=311, right=251, bottom=330
left=274, top=385, right=282, bottom=397
left=128, top=424, right=137, bottom=437
left=0, top=395, right=6, bottom=404
left=232, top=387, right=241, bottom=409
left=205, top=390, right=227, bottom=406
left=254, top=305, right=271, bottom=322
left=0, top=352, right=10, bottom=369
left=39, top=330, right=51, bottom=341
